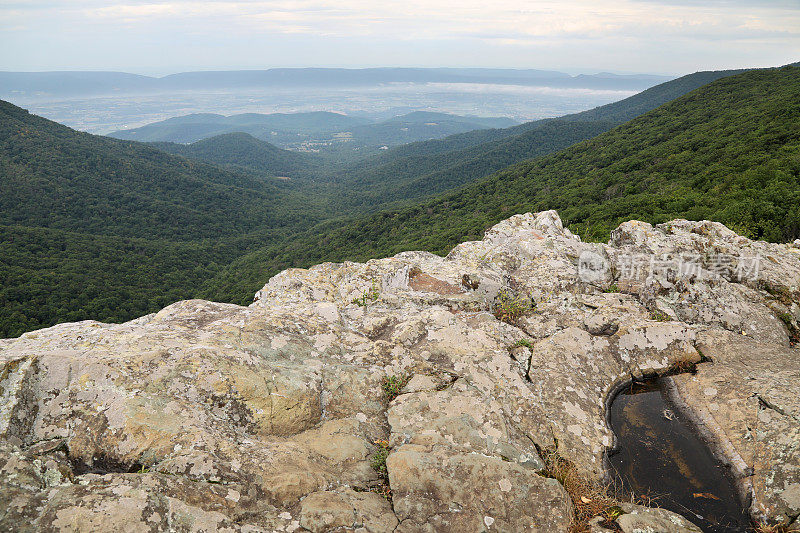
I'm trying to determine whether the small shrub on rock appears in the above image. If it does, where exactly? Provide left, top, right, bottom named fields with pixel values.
left=352, top=280, right=380, bottom=307
left=492, top=290, right=533, bottom=324
left=382, top=374, right=410, bottom=402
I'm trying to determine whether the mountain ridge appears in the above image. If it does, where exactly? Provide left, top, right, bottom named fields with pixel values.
left=0, top=67, right=672, bottom=98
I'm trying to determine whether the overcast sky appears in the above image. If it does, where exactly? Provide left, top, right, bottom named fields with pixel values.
left=1, top=0, right=798, bottom=76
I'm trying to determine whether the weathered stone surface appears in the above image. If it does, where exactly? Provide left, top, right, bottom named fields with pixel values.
left=615, top=503, right=703, bottom=532
left=669, top=329, right=800, bottom=524
left=587, top=503, right=703, bottom=533
left=388, top=445, right=572, bottom=532
left=1, top=210, right=798, bottom=531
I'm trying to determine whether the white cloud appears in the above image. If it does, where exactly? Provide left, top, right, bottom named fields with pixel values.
left=38, top=0, right=800, bottom=41
left=1, top=0, right=798, bottom=72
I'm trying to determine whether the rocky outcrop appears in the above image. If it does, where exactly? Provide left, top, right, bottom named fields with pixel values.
left=1, top=211, right=798, bottom=531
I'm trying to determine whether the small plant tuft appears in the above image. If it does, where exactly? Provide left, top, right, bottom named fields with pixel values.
left=649, top=309, right=671, bottom=322
left=777, top=312, right=793, bottom=326
left=369, top=439, right=393, bottom=500
left=667, top=358, right=699, bottom=375
left=538, top=447, right=622, bottom=533
left=370, top=439, right=390, bottom=477
left=512, top=339, right=535, bottom=351
left=603, top=283, right=620, bottom=293
left=492, top=289, right=534, bottom=324
left=382, top=374, right=411, bottom=402
left=352, top=280, right=380, bottom=308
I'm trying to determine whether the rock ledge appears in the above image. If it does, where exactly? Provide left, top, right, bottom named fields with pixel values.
left=1, top=211, right=799, bottom=531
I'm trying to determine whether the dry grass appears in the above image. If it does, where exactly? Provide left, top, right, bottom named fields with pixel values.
left=539, top=448, right=622, bottom=532
left=755, top=523, right=800, bottom=533
left=666, top=357, right=699, bottom=375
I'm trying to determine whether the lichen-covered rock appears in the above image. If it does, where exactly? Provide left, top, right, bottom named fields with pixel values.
left=1, top=211, right=798, bottom=531
left=615, top=503, right=703, bottom=533
left=387, top=445, right=572, bottom=532
left=668, top=329, right=800, bottom=524
left=588, top=503, right=703, bottom=533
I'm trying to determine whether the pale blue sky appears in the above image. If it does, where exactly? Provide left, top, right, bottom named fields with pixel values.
left=1, top=0, right=798, bottom=75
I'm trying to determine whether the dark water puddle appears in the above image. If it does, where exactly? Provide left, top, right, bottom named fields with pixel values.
left=608, top=379, right=752, bottom=532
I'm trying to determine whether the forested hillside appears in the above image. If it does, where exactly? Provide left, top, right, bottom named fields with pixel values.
left=0, top=100, right=328, bottom=336
left=151, top=133, right=322, bottom=179
left=328, top=68, right=748, bottom=206
left=364, top=68, right=745, bottom=161
left=0, top=101, right=329, bottom=240
left=202, top=66, right=800, bottom=304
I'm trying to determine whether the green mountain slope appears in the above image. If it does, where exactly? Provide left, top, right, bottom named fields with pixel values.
left=109, top=111, right=371, bottom=143
left=0, top=101, right=329, bottom=240
left=329, top=68, right=749, bottom=206
left=368, top=68, right=744, bottom=161
left=0, top=100, right=330, bottom=337
left=150, top=132, right=322, bottom=179
left=203, top=66, right=800, bottom=305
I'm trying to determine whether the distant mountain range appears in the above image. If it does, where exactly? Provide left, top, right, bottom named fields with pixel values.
left=109, top=110, right=519, bottom=153
left=0, top=68, right=673, bottom=98
left=110, top=111, right=371, bottom=144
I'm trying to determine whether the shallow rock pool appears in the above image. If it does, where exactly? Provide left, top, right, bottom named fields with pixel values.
left=607, top=379, right=752, bottom=532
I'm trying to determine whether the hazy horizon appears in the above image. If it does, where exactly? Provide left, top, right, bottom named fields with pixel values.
left=0, top=66, right=675, bottom=78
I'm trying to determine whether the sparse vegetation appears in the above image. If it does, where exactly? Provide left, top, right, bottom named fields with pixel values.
left=604, top=283, right=620, bottom=293
left=352, top=281, right=380, bottom=307
left=492, top=289, right=534, bottom=324
left=370, top=439, right=393, bottom=500
left=538, top=447, right=622, bottom=533
left=512, top=339, right=535, bottom=351
left=754, top=522, right=800, bottom=533
left=382, top=374, right=410, bottom=402
left=370, top=439, right=390, bottom=477
left=666, top=358, right=699, bottom=375
left=776, top=312, right=800, bottom=345
left=649, top=310, right=671, bottom=322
